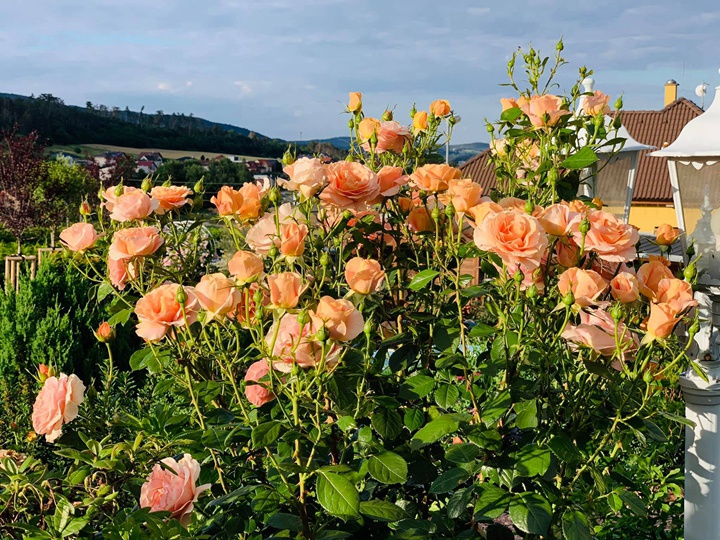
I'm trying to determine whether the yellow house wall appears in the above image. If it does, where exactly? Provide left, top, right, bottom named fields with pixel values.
left=603, top=204, right=680, bottom=233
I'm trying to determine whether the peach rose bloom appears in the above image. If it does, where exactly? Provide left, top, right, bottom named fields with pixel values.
left=376, top=166, right=409, bottom=198
left=237, top=182, right=263, bottom=221
left=228, top=250, right=264, bottom=284
left=150, top=186, right=193, bottom=215
left=140, top=454, right=211, bottom=527
left=473, top=210, right=548, bottom=271
left=413, top=111, right=428, bottom=133
left=358, top=117, right=381, bottom=141
left=108, top=256, right=136, bottom=290
left=637, top=260, right=674, bottom=299
left=407, top=206, right=434, bottom=233
left=59, top=222, right=99, bottom=252
left=194, top=273, right=242, bottom=321
left=410, top=164, right=462, bottom=193
left=500, top=98, right=519, bottom=111
left=362, top=121, right=410, bottom=154
left=246, top=203, right=303, bottom=256
left=345, top=257, right=385, bottom=295
left=655, top=223, right=680, bottom=246
left=281, top=157, right=327, bottom=198
left=109, top=226, right=164, bottom=261
left=101, top=185, right=140, bottom=212
left=555, top=240, right=580, bottom=268
left=244, top=360, right=275, bottom=407
left=656, top=278, right=697, bottom=314
left=466, top=201, right=502, bottom=225
left=490, top=138, right=509, bottom=157
left=497, top=197, right=543, bottom=216
left=610, top=272, right=640, bottom=303
left=268, top=272, right=304, bottom=309
left=519, top=94, right=571, bottom=127
left=348, top=92, right=362, bottom=112
left=279, top=222, right=308, bottom=258
left=562, top=309, right=637, bottom=356
left=134, top=283, right=199, bottom=341
left=582, top=91, right=611, bottom=116
left=538, top=204, right=579, bottom=237
left=31, top=373, right=85, bottom=443
left=557, top=267, right=608, bottom=307
left=109, top=190, right=159, bottom=222
left=211, top=186, right=244, bottom=217
left=430, top=99, right=451, bottom=117
left=438, top=178, right=484, bottom=215
left=570, top=209, right=639, bottom=263
left=267, top=314, right=339, bottom=372
left=312, top=296, right=364, bottom=342
left=643, top=302, right=681, bottom=343
left=319, top=162, right=380, bottom=211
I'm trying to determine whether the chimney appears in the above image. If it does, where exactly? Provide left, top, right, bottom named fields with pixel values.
left=664, top=79, right=678, bottom=106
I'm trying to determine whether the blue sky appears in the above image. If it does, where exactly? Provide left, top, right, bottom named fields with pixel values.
left=1, top=0, right=719, bottom=144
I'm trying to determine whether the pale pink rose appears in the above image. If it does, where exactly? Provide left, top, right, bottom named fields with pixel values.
left=557, top=267, right=608, bottom=307
left=228, top=250, right=264, bottom=284
left=376, top=166, right=409, bottom=198
left=108, top=256, right=137, bottom=290
left=570, top=209, right=639, bottom=263
left=31, top=374, right=85, bottom=443
left=267, top=272, right=304, bottom=309
left=410, top=164, right=462, bottom=193
left=245, top=203, right=303, bottom=256
left=279, top=222, right=308, bottom=258
left=238, top=182, right=263, bottom=221
left=320, top=162, right=380, bottom=212
left=150, top=186, right=193, bottom=215
left=59, top=223, right=99, bottom=252
left=101, top=185, right=140, bottom=212
left=134, top=283, right=199, bottom=341
left=312, top=296, right=364, bottom=342
left=562, top=309, right=637, bottom=356
left=519, top=94, right=571, bottom=127
left=345, top=257, right=385, bottom=295
left=267, top=314, right=339, bottom=372
left=194, top=273, right=242, bottom=321
left=655, top=278, right=697, bottom=314
left=582, top=91, right=611, bottom=116
left=438, top=178, right=484, bottom=215
left=538, top=204, right=579, bottom=237
left=281, top=157, right=327, bottom=198
left=361, top=121, right=410, bottom=154
left=244, top=360, right=275, bottom=407
left=637, top=260, right=674, bottom=300
left=610, top=272, right=640, bottom=303
left=109, top=227, right=164, bottom=260
left=139, top=454, right=211, bottom=527
left=109, top=190, right=159, bottom=222
left=473, top=210, right=548, bottom=271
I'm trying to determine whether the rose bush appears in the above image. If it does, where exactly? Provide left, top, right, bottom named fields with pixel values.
left=0, top=43, right=694, bottom=539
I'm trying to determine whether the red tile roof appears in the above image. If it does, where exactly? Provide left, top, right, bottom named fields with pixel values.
left=459, top=98, right=703, bottom=203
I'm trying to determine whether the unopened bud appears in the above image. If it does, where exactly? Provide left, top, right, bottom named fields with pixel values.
left=194, top=177, right=205, bottom=194
left=282, top=147, right=295, bottom=166
left=547, top=168, right=559, bottom=185
left=342, top=210, right=354, bottom=221
left=684, top=264, right=696, bottom=282
left=562, top=291, right=575, bottom=307
left=524, top=200, right=535, bottom=215
left=141, top=177, right=153, bottom=192
left=614, top=96, right=623, bottom=110
left=176, top=286, right=188, bottom=306
left=79, top=201, right=91, bottom=216
left=370, top=132, right=378, bottom=146
left=486, top=123, right=494, bottom=133
left=114, top=184, right=124, bottom=197
left=612, top=116, right=622, bottom=130
left=268, top=245, right=279, bottom=258
left=268, top=187, right=280, bottom=204
left=444, top=201, right=455, bottom=218
left=526, top=284, right=539, bottom=300
left=364, top=318, right=373, bottom=337
left=579, top=218, right=591, bottom=235
left=610, top=304, right=624, bottom=322
left=513, top=268, right=524, bottom=284
left=320, top=252, right=330, bottom=267
left=95, top=321, right=115, bottom=343
left=382, top=110, right=393, bottom=122
left=686, top=243, right=695, bottom=258
left=556, top=39, right=564, bottom=52
left=297, top=310, right=310, bottom=326
left=252, top=288, right=263, bottom=305
left=347, top=119, right=355, bottom=130
left=316, top=326, right=330, bottom=342
left=162, top=178, right=172, bottom=187
left=410, top=104, right=417, bottom=119
left=38, top=364, right=51, bottom=383
left=431, top=207, right=441, bottom=222
left=345, top=154, right=356, bottom=162
left=593, top=115, right=604, bottom=130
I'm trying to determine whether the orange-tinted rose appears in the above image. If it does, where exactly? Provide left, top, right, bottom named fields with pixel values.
left=244, top=360, right=275, bottom=407
left=31, top=373, right=85, bottom=443
left=637, top=260, right=674, bottom=299
left=59, top=222, right=99, bottom=252
left=267, top=272, right=304, bottom=309
left=312, top=296, right=364, bottom=342
left=345, top=257, right=385, bottom=294
left=109, top=226, right=164, bottom=261
left=582, top=91, right=611, bottom=116
left=655, top=223, right=680, bottom=246
left=150, top=186, right=193, bottom=215
left=407, top=206, right=434, bottom=232
left=319, top=162, right=380, bottom=211
left=610, top=272, right=640, bottom=303
left=376, top=166, right=409, bottom=198
left=279, top=222, right=308, bottom=257
left=438, top=178, right=484, bottom=215
left=101, top=185, right=140, bottom=212
left=473, top=210, right=548, bottom=270
left=245, top=203, right=304, bottom=256
left=358, top=118, right=381, bottom=141
left=538, top=203, right=579, bottom=237
left=555, top=240, right=580, bottom=268
left=238, top=182, right=263, bottom=221
left=557, top=267, right=608, bottom=307
left=281, top=157, right=327, bottom=198
left=108, top=256, right=135, bottom=290
left=466, top=201, right=502, bottom=225
left=500, top=98, right=519, bottom=111
left=410, top=164, right=462, bottom=193
left=348, top=92, right=362, bottom=112
left=363, top=121, right=410, bottom=153
left=570, top=209, right=639, bottom=263
left=519, top=94, right=571, bottom=127
left=413, top=111, right=428, bottom=133
left=211, top=186, right=244, bottom=217
left=655, top=278, right=697, bottom=314
left=134, top=283, right=199, bottom=341
left=95, top=321, right=115, bottom=343
left=109, top=190, right=159, bottom=222
left=194, top=273, right=242, bottom=321
left=430, top=99, right=451, bottom=117
left=643, top=302, right=681, bottom=343
left=228, top=250, right=265, bottom=284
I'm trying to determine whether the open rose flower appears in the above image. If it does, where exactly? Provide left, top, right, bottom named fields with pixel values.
left=538, top=203, right=579, bottom=237
left=555, top=240, right=580, bottom=268
left=319, top=162, right=380, bottom=211
left=108, top=256, right=136, bottom=290
left=501, top=97, right=519, bottom=111
left=473, top=210, right=548, bottom=271
left=267, top=272, right=304, bottom=309
left=345, top=257, right=385, bottom=295
left=228, top=250, right=264, bottom=284
left=235, top=182, right=263, bottom=221
left=519, top=94, right=571, bottom=127
left=312, top=296, right=364, bottom=342
left=643, top=302, right=682, bottom=343
left=582, top=91, right=611, bottom=116
left=134, top=283, right=199, bottom=341
left=376, top=166, right=409, bottom=198
left=281, top=157, right=327, bottom=198
left=655, top=278, right=697, bottom=314
left=438, top=178, right=484, bottom=215
left=59, top=223, right=99, bottom=252
left=109, top=190, right=159, bottom=222
left=211, top=186, right=244, bottom=217
left=267, top=314, right=339, bottom=372
left=610, top=272, right=640, bottom=303
left=244, top=360, right=275, bottom=407
left=109, top=227, right=164, bottom=260
left=467, top=201, right=502, bottom=226
left=246, top=203, right=304, bottom=256
left=655, top=223, right=680, bottom=246
left=140, top=454, right=211, bottom=527
left=562, top=309, right=638, bottom=356
left=279, top=222, right=308, bottom=258
left=31, top=373, right=85, bottom=443
left=361, top=121, right=410, bottom=154
left=407, top=206, right=434, bottom=233
left=430, top=99, right=451, bottom=117
left=410, top=164, right=462, bottom=193
left=358, top=118, right=381, bottom=141
left=150, top=186, right=193, bottom=215
left=570, top=209, right=639, bottom=263
left=557, top=267, right=608, bottom=307
left=637, top=260, right=674, bottom=299
left=101, top=185, right=140, bottom=212
left=413, top=111, right=428, bottom=133
left=194, top=273, right=242, bottom=321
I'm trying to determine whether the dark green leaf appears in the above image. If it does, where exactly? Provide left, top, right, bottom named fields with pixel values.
left=435, top=384, right=460, bottom=410
left=399, top=375, right=435, bottom=400
left=407, top=269, right=439, bottom=291
left=252, top=421, right=282, bottom=448
left=549, top=433, right=583, bottom=462
left=446, top=487, right=474, bottom=519
left=404, top=408, right=424, bottom=431
left=359, top=500, right=408, bottom=522
left=316, top=472, right=360, bottom=520
left=618, top=490, right=646, bottom=516
left=658, top=410, right=696, bottom=428
left=508, top=492, right=552, bottom=535
left=429, top=467, right=471, bottom=494
left=514, top=399, right=538, bottom=429
left=372, top=408, right=403, bottom=440
left=445, top=443, right=480, bottom=464
left=560, top=146, right=598, bottom=170
left=561, top=509, right=592, bottom=540
left=642, top=419, right=667, bottom=442
left=410, top=415, right=459, bottom=451
left=97, top=283, right=114, bottom=303
left=481, top=390, right=512, bottom=426
left=267, top=512, right=304, bottom=532
left=388, top=344, right=418, bottom=373
left=474, top=484, right=511, bottom=520
left=468, top=323, right=497, bottom=338
left=513, top=444, right=551, bottom=477
left=367, top=452, right=408, bottom=484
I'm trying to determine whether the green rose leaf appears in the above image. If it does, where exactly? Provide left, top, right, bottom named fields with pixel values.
left=561, top=509, right=592, bottom=540
left=468, top=323, right=497, bottom=338
left=267, top=512, right=304, bottom=532
left=481, top=390, right=512, bottom=426
left=411, top=415, right=459, bottom=451
left=407, top=269, right=439, bottom=291
left=251, top=421, right=282, bottom=448
left=514, top=399, right=538, bottom=429
left=560, top=146, right=598, bottom=170
left=446, top=487, right=474, bottom=519
left=434, top=384, right=460, bottom=410
left=429, top=467, right=471, bottom=494
left=474, top=484, right=511, bottom=520
left=368, top=451, right=408, bottom=484
left=372, top=408, right=403, bottom=440
left=404, top=408, right=425, bottom=431
left=508, top=492, right=552, bottom=535
left=399, top=375, right=435, bottom=400
left=316, top=472, right=360, bottom=521
left=359, top=500, right=409, bottom=522
left=445, top=443, right=480, bottom=464
left=513, top=444, right=552, bottom=477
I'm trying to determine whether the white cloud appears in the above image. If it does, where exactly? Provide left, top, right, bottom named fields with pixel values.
left=157, top=82, right=171, bottom=91
left=233, top=81, right=253, bottom=96
left=467, top=7, right=490, bottom=15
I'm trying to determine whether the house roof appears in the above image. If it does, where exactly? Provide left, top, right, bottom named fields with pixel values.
left=459, top=98, right=703, bottom=203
